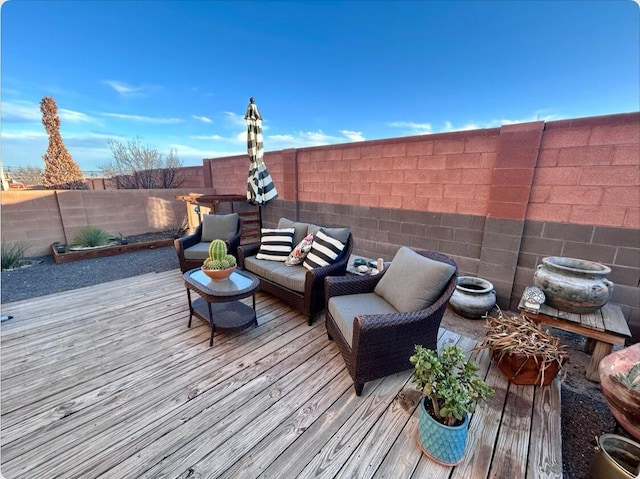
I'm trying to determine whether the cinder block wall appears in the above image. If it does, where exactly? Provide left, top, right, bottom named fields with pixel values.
left=1, top=188, right=212, bottom=255
left=205, top=112, right=640, bottom=341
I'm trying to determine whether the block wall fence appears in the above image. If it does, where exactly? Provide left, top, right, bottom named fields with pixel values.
left=204, top=112, right=640, bottom=342
left=1, top=113, right=638, bottom=341
left=1, top=188, right=212, bottom=256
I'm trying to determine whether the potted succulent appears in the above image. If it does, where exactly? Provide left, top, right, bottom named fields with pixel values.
left=201, top=239, right=236, bottom=281
left=477, top=309, right=568, bottom=386
left=410, top=344, right=494, bottom=466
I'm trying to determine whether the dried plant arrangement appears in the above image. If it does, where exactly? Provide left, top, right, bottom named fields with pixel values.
left=476, top=308, right=568, bottom=385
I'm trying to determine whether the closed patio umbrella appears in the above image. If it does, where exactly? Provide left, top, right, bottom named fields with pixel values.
left=244, top=97, right=278, bottom=205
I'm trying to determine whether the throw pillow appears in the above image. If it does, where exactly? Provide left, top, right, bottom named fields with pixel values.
left=256, top=227, right=295, bottom=261
left=285, top=233, right=314, bottom=266
left=374, top=246, right=456, bottom=313
left=303, top=229, right=346, bottom=270
left=201, top=213, right=239, bottom=242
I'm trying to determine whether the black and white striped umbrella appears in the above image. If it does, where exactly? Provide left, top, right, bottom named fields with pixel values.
left=244, top=97, right=278, bottom=205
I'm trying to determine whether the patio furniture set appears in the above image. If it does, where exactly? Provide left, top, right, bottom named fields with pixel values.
left=175, top=214, right=459, bottom=398
left=171, top=212, right=630, bottom=475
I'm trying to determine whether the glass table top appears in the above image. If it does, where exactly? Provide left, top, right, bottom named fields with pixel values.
left=186, top=269, right=258, bottom=295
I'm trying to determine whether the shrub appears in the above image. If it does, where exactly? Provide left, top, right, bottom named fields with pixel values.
left=1, top=241, right=29, bottom=270
left=69, top=226, right=113, bottom=248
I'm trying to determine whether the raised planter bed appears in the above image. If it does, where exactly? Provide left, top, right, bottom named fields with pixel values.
left=51, top=239, right=175, bottom=264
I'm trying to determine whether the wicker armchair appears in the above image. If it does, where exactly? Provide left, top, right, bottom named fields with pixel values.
left=325, top=249, right=457, bottom=396
left=174, top=213, right=242, bottom=273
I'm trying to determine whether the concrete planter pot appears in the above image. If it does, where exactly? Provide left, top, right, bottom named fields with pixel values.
left=534, top=256, right=614, bottom=314
left=449, top=276, right=496, bottom=319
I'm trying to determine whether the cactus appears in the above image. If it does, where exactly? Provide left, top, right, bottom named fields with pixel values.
left=203, top=239, right=236, bottom=270
left=208, top=239, right=228, bottom=261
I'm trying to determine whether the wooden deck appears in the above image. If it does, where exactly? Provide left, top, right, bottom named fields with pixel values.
left=1, top=270, right=562, bottom=478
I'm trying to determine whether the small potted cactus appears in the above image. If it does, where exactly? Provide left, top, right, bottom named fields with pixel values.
left=201, top=239, right=237, bottom=281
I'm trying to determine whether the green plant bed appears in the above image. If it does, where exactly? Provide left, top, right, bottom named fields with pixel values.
left=51, top=238, right=174, bottom=264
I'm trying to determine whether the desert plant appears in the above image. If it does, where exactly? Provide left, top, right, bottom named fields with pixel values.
left=69, top=226, right=113, bottom=248
left=410, top=344, right=494, bottom=426
left=1, top=241, right=29, bottom=270
left=203, top=239, right=236, bottom=270
left=167, top=216, right=189, bottom=238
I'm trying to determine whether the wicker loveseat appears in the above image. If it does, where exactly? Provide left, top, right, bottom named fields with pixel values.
left=237, top=218, right=353, bottom=325
left=325, top=247, right=458, bottom=395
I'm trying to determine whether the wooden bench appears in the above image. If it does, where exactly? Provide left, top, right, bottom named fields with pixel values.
left=518, top=298, right=631, bottom=382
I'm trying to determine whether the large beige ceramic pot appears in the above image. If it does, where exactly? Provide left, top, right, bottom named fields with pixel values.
left=534, top=256, right=614, bottom=314
left=599, top=343, right=640, bottom=441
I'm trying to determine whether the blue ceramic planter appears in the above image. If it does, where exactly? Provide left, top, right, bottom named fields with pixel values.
left=417, top=398, right=469, bottom=466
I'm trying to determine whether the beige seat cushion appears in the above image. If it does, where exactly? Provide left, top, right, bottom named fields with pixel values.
left=328, top=293, right=398, bottom=347
left=201, top=213, right=239, bottom=242
left=374, top=247, right=455, bottom=313
left=244, top=256, right=307, bottom=292
left=183, top=242, right=211, bottom=260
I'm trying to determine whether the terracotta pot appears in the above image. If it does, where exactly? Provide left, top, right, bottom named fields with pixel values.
left=449, top=276, right=496, bottom=319
left=493, top=351, right=565, bottom=386
left=599, top=344, right=640, bottom=441
left=201, top=265, right=236, bottom=281
left=534, top=256, right=614, bottom=314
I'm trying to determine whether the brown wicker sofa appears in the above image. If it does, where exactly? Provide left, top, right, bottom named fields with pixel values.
left=325, top=248, right=457, bottom=395
left=237, top=218, right=353, bottom=325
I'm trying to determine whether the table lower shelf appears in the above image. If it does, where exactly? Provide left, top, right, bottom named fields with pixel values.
left=191, top=297, right=257, bottom=334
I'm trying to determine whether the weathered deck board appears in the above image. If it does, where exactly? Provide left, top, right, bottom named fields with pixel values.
left=1, top=269, right=562, bottom=478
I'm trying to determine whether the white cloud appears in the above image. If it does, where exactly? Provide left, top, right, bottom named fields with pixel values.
left=189, top=134, right=226, bottom=141
left=2, top=100, right=97, bottom=124
left=224, top=111, right=248, bottom=128
left=102, top=112, right=184, bottom=124
left=266, top=129, right=363, bottom=149
left=59, top=108, right=95, bottom=123
left=166, top=143, right=244, bottom=165
left=340, top=130, right=365, bottom=142
left=102, top=80, right=153, bottom=96
left=0, top=130, right=47, bottom=140
left=439, top=111, right=558, bottom=133
left=1, top=100, right=41, bottom=122
left=387, top=121, right=433, bottom=135
left=192, top=115, right=212, bottom=123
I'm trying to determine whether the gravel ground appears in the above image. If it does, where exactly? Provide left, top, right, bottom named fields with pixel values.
left=1, top=245, right=633, bottom=478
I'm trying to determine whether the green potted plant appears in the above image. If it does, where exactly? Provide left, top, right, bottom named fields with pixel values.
left=201, top=239, right=237, bottom=281
left=410, top=344, right=494, bottom=466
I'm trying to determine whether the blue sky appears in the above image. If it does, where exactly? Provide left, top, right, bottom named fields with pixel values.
left=1, top=0, right=638, bottom=173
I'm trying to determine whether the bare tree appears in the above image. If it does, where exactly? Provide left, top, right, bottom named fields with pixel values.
left=40, top=96, right=87, bottom=189
left=100, top=137, right=185, bottom=189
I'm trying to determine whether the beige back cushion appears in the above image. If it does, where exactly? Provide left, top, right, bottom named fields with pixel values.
left=201, top=213, right=239, bottom=242
left=278, top=218, right=311, bottom=246
left=374, top=247, right=455, bottom=313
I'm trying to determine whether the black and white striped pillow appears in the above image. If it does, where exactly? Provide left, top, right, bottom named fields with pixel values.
left=256, top=227, right=295, bottom=261
left=303, top=229, right=346, bottom=270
